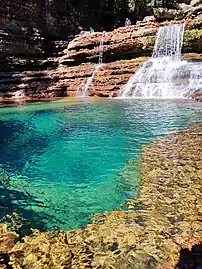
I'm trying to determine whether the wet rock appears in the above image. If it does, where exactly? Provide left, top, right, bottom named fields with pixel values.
left=0, top=58, right=147, bottom=99
left=0, top=224, right=18, bottom=268
left=191, top=89, right=202, bottom=101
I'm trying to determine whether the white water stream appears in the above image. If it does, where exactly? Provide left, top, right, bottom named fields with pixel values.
left=77, top=34, right=106, bottom=97
left=119, top=24, right=202, bottom=99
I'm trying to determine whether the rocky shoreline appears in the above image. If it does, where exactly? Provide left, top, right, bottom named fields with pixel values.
left=0, top=123, right=201, bottom=269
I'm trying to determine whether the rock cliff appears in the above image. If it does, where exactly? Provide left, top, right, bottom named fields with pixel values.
left=61, top=16, right=202, bottom=66
left=0, top=0, right=202, bottom=101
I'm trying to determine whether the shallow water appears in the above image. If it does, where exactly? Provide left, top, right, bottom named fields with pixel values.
left=0, top=98, right=201, bottom=231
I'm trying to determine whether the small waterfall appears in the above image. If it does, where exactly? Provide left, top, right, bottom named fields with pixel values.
left=119, top=24, right=201, bottom=99
left=81, top=64, right=103, bottom=97
left=77, top=34, right=106, bottom=97
left=152, top=24, right=185, bottom=60
left=98, top=38, right=104, bottom=65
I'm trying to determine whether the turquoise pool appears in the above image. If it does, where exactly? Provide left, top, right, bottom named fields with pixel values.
left=0, top=99, right=201, bottom=231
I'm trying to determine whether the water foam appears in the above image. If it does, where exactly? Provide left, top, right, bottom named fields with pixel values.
left=119, top=24, right=201, bottom=99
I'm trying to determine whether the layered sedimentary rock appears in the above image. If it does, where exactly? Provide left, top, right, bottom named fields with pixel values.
left=61, top=15, right=202, bottom=66
left=0, top=58, right=146, bottom=100
left=0, top=123, right=201, bottom=269
left=0, top=1, right=202, bottom=100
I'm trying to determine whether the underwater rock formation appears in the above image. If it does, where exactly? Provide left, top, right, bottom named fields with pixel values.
left=1, top=123, right=201, bottom=269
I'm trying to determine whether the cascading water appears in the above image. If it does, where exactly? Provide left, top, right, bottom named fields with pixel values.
left=80, top=64, right=103, bottom=97
left=77, top=34, right=106, bottom=97
left=98, top=38, right=104, bottom=65
left=188, top=65, right=202, bottom=95
left=119, top=23, right=202, bottom=99
left=152, top=24, right=185, bottom=60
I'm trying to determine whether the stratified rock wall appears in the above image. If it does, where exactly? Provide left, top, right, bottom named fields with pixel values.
left=62, top=16, right=202, bottom=66
left=0, top=1, right=202, bottom=100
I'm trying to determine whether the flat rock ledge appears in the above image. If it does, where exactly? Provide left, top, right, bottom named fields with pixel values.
left=1, top=54, right=202, bottom=100
left=61, top=15, right=202, bottom=66
left=0, top=123, right=202, bottom=269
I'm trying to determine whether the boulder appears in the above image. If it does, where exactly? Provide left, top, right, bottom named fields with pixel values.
left=191, top=89, right=202, bottom=100
left=143, top=16, right=156, bottom=23
left=153, top=7, right=184, bottom=20
left=179, top=3, right=192, bottom=10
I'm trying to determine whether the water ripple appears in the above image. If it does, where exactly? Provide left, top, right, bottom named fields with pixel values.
left=0, top=99, right=201, bottom=230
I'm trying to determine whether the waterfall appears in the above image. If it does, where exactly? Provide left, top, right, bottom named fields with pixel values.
left=119, top=24, right=201, bottom=99
left=77, top=34, right=106, bottom=97
left=187, top=63, right=202, bottom=97
left=81, top=64, right=103, bottom=97
left=98, top=38, right=104, bottom=65
left=152, top=24, right=185, bottom=60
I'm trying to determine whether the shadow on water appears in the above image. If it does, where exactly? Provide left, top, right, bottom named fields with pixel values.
left=175, top=244, right=202, bottom=269
left=0, top=183, right=52, bottom=236
left=0, top=166, right=63, bottom=236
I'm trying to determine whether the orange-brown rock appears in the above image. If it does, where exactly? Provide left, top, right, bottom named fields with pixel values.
left=1, top=53, right=202, bottom=100
left=0, top=14, right=202, bottom=101
left=61, top=15, right=202, bottom=66
left=0, top=57, right=147, bottom=100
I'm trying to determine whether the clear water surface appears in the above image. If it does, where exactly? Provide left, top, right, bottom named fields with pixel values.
left=0, top=98, right=201, bottom=231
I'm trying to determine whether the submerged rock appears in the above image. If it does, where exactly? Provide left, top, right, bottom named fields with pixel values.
left=1, top=123, right=201, bottom=269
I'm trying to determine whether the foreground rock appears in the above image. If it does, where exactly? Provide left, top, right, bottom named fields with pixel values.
left=0, top=224, right=18, bottom=269
left=1, top=123, right=201, bottom=268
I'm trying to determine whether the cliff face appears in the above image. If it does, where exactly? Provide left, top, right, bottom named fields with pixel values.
left=0, top=0, right=202, bottom=101
left=61, top=21, right=202, bottom=66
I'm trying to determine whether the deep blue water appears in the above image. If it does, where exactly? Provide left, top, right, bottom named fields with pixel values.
left=0, top=99, right=201, bottom=231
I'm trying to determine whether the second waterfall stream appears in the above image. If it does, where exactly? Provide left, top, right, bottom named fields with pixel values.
left=78, top=33, right=106, bottom=97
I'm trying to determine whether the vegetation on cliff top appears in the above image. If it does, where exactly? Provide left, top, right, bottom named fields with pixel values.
left=73, top=0, right=181, bottom=30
